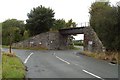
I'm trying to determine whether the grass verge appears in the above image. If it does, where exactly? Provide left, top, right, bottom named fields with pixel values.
left=68, top=46, right=80, bottom=50
left=81, top=51, right=119, bottom=64
left=2, top=45, right=48, bottom=50
left=2, top=45, right=9, bottom=48
left=0, top=64, right=2, bottom=79
left=2, top=52, right=26, bottom=79
left=12, top=46, right=48, bottom=50
left=2, top=45, right=79, bottom=50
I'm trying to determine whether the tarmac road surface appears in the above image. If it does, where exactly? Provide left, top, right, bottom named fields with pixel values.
left=2, top=48, right=119, bottom=80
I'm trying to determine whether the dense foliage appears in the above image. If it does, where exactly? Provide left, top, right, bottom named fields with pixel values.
left=89, top=2, right=120, bottom=51
left=26, top=5, right=77, bottom=36
left=2, top=19, right=29, bottom=45
left=26, top=5, right=55, bottom=36
left=116, top=6, right=120, bottom=51
left=73, top=40, right=83, bottom=46
left=51, top=19, right=66, bottom=31
left=51, top=19, right=77, bottom=31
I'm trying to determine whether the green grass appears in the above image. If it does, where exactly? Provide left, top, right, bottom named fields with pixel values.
left=81, top=51, right=119, bottom=64
left=2, top=45, right=48, bottom=50
left=2, top=52, right=26, bottom=79
left=118, top=53, right=120, bottom=64
left=12, top=46, right=48, bottom=50
left=0, top=64, right=2, bottom=79
left=68, top=45, right=80, bottom=50
left=2, top=45, right=9, bottom=48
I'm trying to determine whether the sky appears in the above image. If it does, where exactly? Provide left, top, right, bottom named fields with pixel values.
left=0, top=0, right=119, bottom=40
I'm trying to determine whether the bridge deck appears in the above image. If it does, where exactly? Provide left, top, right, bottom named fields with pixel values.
left=59, top=27, right=88, bottom=35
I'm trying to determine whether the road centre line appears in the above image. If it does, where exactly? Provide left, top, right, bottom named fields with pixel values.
left=54, top=53, right=84, bottom=68
left=24, top=52, right=34, bottom=64
left=54, top=52, right=104, bottom=80
left=56, top=56, right=70, bottom=64
left=82, top=69, right=104, bottom=80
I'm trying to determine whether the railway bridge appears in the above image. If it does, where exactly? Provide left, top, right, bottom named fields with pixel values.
left=12, top=23, right=104, bottom=52
left=59, top=25, right=104, bottom=52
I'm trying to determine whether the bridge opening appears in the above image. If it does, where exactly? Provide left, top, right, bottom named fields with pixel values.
left=59, top=27, right=86, bottom=51
left=73, top=34, right=84, bottom=51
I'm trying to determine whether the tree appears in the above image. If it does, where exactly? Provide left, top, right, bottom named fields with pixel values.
left=0, top=23, right=2, bottom=46
left=51, top=19, right=77, bottom=31
left=2, top=19, right=25, bottom=53
left=23, top=30, right=29, bottom=40
left=89, top=1, right=118, bottom=51
left=115, top=5, right=120, bottom=51
left=26, top=5, right=55, bottom=36
left=51, top=19, right=66, bottom=31
left=66, top=19, right=77, bottom=28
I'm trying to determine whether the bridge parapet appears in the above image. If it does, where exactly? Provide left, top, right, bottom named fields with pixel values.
left=59, top=27, right=86, bottom=35
left=59, top=22, right=90, bottom=35
left=76, top=22, right=90, bottom=27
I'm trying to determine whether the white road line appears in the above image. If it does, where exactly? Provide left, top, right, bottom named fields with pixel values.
left=109, top=63, right=116, bottom=65
left=24, top=52, right=34, bottom=64
left=56, top=56, right=70, bottom=64
left=83, top=70, right=104, bottom=80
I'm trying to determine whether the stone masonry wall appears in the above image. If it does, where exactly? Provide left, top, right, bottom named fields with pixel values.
left=12, top=32, right=68, bottom=50
left=84, top=26, right=104, bottom=52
